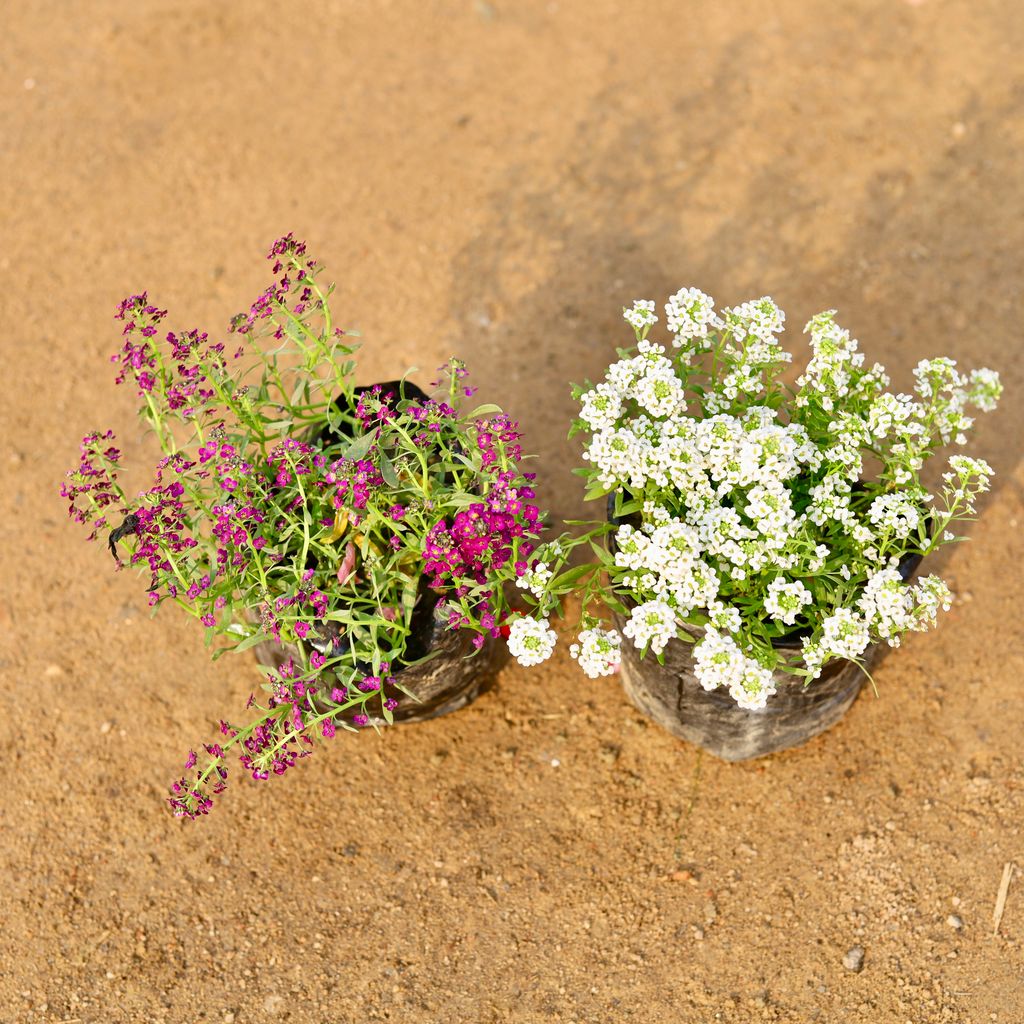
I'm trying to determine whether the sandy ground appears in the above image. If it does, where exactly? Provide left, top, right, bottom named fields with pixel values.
left=2, top=1, right=1024, bottom=1021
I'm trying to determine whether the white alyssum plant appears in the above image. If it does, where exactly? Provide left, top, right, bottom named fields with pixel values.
left=562, top=290, right=1001, bottom=709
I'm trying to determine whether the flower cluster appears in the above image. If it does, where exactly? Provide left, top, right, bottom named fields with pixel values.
left=566, top=290, right=1000, bottom=705
left=568, top=626, right=622, bottom=679
left=63, top=236, right=555, bottom=818
left=506, top=616, right=558, bottom=667
left=60, top=431, right=123, bottom=540
left=422, top=452, right=542, bottom=647
left=692, top=628, right=777, bottom=710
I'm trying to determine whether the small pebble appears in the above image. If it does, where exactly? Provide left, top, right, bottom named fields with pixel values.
left=843, top=946, right=865, bottom=973
left=100, top=722, right=112, bottom=734
left=947, top=914, right=964, bottom=930
left=44, top=663, right=64, bottom=677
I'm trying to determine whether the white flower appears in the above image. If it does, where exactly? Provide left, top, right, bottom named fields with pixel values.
left=808, top=544, right=830, bottom=572
left=856, top=565, right=948, bottom=644
left=866, top=391, right=920, bottom=443
left=857, top=567, right=914, bottom=639
left=507, top=616, right=557, bottom=667
left=583, top=426, right=649, bottom=488
left=706, top=600, right=741, bottom=633
left=606, top=354, right=647, bottom=393
left=622, top=599, right=678, bottom=655
left=801, top=637, right=825, bottom=679
left=913, top=357, right=963, bottom=400
left=722, top=296, right=787, bottom=350
left=807, top=474, right=852, bottom=528
left=664, top=287, right=721, bottom=348
left=574, top=291, right=997, bottom=680
left=634, top=362, right=685, bottom=418
left=693, top=628, right=777, bottom=709
left=623, top=300, right=658, bottom=332
left=818, top=608, right=871, bottom=662
left=516, top=561, right=553, bottom=599
left=909, top=574, right=952, bottom=629
left=729, top=660, right=777, bottom=710
left=693, top=627, right=745, bottom=691
left=764, top=577, right=813, bottom=626
left=797, top=310, right=864, bottom=410
left=967, top=367, right=1002, bottom=412
left=569, top=627, right=622, bottom=678
left=943, top=455, right=993, bottom=513
left=579, top=382, right=624, bottom=432
left=867, top=492, right=922, bottom=540
left=613, top=524, right=652, bottom=571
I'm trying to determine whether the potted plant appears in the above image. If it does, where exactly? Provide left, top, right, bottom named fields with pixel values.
left=61, top=235, right=556, bottom=817
left=558, top=289, right=1001, bottom=759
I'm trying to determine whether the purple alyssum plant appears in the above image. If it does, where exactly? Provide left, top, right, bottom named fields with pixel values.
left=63, top=235, right=559, bottom=819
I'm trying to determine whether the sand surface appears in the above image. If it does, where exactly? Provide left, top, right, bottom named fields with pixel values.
left=2, top=1, right=1024, bottom=1021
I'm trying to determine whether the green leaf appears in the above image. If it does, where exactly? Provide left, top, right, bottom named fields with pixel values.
left=379, top=454, right=399, bottom=487
left=232, top=629, right=268, bottom=653
left=468, top=403, right=504, bottom=418
left=443, top=492, right=482, bottom=509
left=344, top=431, right=377, bottom=461
left=550, top=564, right=594, bottom=590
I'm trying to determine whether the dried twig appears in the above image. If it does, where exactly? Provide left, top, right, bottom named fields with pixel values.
left=993, top=861, right=1016, bottom=936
